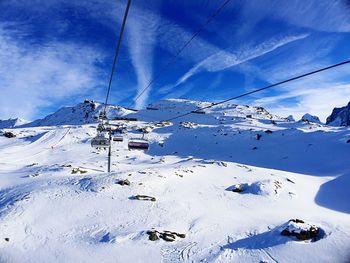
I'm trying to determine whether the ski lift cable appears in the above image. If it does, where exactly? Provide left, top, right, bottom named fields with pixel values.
left=129, top=0, right=232, bottom=108
left=103, top=0, right=132, bottom=114
left=165, top=59, right=350, bottom=121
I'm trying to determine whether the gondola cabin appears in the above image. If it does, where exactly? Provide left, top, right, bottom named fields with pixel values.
left=113, top=135, right=124, bottom=142
left=128, top=138, right=149, bottom=150
left=91, top=133, right=110, bottom=149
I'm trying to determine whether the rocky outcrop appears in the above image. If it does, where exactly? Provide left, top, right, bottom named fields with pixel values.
left=326, top=102, right=350, bottom=126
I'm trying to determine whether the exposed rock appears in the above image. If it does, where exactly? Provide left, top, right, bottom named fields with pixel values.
left=264, top=130, right=273, bottom=134
left=3, top=131, right=16, bottom=138
left=280, top=219, right=323, bottom=241
left=228, top=180, right=284, bottom=196
left=30, top=172, right=40, bottom=177
left=146, top=231, right=159, bottom=241
left=160, top=232, right=176, bottom=242
left=326, top=102, right=350, bottom=126
left=71, top=168, right=88, bottom=174
left=230, top=184, right=245, bottom=193
left=132, top=195, right=156, bottom=202
left=154, top=121, right=172, bottom=127
left=180, top=122, right=198, bottom=129
left=256, top=134, right=262, bottom=140
left=116, top=179, right=130, bottom=186
left=146, top=230, right=185, bottom=242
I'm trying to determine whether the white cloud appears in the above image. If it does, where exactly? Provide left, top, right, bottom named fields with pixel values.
left=261, top=84, right=350, bottom=122
left=250, top=63, right=350, bottom=122
left=0, top=26, right=104, bottom=120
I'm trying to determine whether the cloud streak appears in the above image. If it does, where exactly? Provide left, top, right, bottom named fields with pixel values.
left=172, top=33, right=309, bottom=89
left=126, top=2, right=160, bottom=109
left=0, top=25, right=104, bottom=120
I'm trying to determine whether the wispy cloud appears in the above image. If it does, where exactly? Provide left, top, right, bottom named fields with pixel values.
left=126, top=3, right=160, bottom=109
left=239, top=0, right=350, bottom=33
left=171, top=33, right=308, bottom=89
left=0, top=25, right=104, bottom=120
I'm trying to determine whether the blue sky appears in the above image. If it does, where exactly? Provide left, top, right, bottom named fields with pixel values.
left=1, top=0, right=350, bottom=121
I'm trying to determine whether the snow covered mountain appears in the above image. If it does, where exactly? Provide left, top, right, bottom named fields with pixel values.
left=300, top=113, right=321, bottom=124
left=131, top=98, right=285, bottom=123
left=326, top=101, right=350, bottom=126
left=0, top=99, right=349, bottom=263
left=23, top=100, right=134, bottom=127
left=0, top=118, right=27, bottom=128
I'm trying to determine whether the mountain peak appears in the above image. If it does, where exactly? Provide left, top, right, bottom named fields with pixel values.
left=0, top=118, right=27, bottom=129
left=23, top=100, right=134, bottom=127
left=300, top=113, right=321, bottom=124
left=326, top=101, right=350, bottom=126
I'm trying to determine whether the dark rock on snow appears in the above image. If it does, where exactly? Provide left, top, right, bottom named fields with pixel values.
left=326, top=101, right=350, bottom=126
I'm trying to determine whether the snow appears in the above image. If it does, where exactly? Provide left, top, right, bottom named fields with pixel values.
left=0, top=99, right=349, bottom=263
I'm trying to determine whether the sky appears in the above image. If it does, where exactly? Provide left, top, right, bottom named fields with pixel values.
left=1, top=0, right=350, bottom=122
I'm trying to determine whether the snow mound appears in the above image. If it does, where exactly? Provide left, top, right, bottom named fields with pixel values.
left=326, top=101, right=350, bottom=126
left=227, top=179, right=286, bottom=196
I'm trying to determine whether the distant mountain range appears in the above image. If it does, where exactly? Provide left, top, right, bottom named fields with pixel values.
left=1, top=99, right=349, bottom=128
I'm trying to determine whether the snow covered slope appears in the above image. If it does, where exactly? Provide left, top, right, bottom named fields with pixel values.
left=326, top=101, right=350, bottom=126
left=0, top=118, right=27, bottom=128
left=24, top=100, right=134, bottom=127
left=0, top=99, right=349, bottom=263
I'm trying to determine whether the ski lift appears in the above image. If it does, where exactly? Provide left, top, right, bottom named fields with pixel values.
left=91, top=132, right=110, bottom=149
left=128, top=138, right=149, bottom=150
left=97, top=123, right=105, bottom=132
left=99, top=111, right=107, bottom=120
left=113, top=135, right=124, bottom=142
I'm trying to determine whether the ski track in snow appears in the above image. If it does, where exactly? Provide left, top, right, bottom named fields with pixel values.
left=0, top=99, right=349, bottom=263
